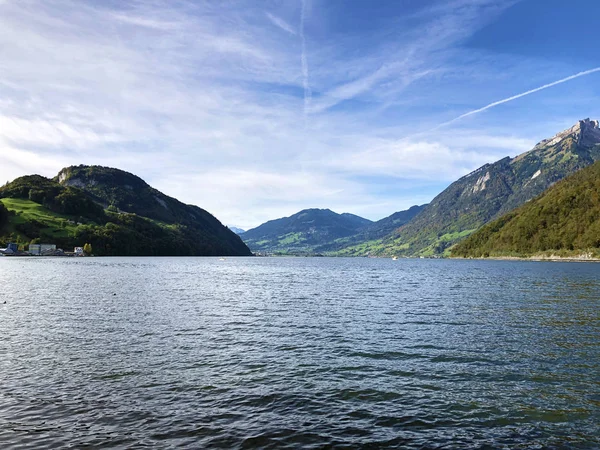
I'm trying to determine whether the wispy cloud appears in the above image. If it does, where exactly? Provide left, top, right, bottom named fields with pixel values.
left=266, top=12, right=296, bottom=35
left=436, top=67, right=600, bottom=129
left=111, top=13, right=179, bottom=31
left=308, top=0, right=512, bottom=115
left=300, top=0, right=311, bottom=120
left=1, top=0, right=598, bottom=228
left=323, top=131, right=534, bottom=180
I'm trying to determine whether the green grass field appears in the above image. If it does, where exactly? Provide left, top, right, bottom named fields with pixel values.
left=0, top=198, right=79, bottom=240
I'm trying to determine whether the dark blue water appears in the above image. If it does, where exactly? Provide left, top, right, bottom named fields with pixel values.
left=0, top=257, right=598, bottom=449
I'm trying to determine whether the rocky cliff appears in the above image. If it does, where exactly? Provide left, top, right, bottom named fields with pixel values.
left=357, top=119, right=600, bottom=256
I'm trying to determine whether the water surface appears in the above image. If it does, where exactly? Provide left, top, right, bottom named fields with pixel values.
left=0, top=257, right=598, bottom=448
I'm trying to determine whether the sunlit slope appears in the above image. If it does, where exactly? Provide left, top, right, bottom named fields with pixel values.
left=452, top=160, right=600, bottom=258
left=242, top=204, right=429, bottom=255
left=0, top=198, right=79, bottom=242
left=0, top=169, right=251, bottom=256
left=242, top=208, right=373, bottom=254
left=347, top=119, right=600, bottom=257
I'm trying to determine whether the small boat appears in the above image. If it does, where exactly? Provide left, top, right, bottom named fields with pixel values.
left=392, top=256, right=398, bottom=261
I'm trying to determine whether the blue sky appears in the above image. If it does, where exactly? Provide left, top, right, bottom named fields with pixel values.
left=1, top=0, right=600, bottom=229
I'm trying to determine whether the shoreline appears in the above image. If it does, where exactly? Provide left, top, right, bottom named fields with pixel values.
left=3, top=252, right=600, bottom=262
left=452, top=254, right=600, bottom=263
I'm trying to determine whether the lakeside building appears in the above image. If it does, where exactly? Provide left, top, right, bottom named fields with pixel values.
left=28, top=243, right=57, bottom=255
left=3, top=243, right=84, bottom=257
left=0, top=243, right=18, bottom=255
left=29, top=244, right=41, bottom=255
left=40, top=244, right=57, bottom=254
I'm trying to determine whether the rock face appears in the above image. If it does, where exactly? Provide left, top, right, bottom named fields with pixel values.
left=370, top=119, right=600, bottom=256
left=453, top=159, right=600, bottom=258
left=536, top=118, right=600, bottom=148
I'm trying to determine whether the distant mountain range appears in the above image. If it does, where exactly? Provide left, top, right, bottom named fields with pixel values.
left=3, top=120, right=599, bottom=259
left=242, top=208, right=373, bottom=254
left=336, top=119, right=600, bottom=256
left=241, top=205, right=425, bottom=255
left=0, top=165, right=251, bottom=256
left=329, top=204, right=426, bottom=256
left=242, top=118, right=600, bottom=258
left=229, top=227, right=246, bottom=235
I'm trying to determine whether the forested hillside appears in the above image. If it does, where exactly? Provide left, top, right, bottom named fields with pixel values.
left=242, top=208, right=372, bottom=254
left=339, top=119, right=600, bottom=257
left=0, top=167, right=251, bottom=256
left=452, top=160, right=600, bottom=258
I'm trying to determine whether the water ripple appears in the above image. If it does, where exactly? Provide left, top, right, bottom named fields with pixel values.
left=0, top=257, right=599, bottom=448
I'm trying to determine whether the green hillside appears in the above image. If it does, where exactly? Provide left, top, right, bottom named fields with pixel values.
left=323, top=205, right=426, bottom=255
left=242, top=208, right=373, bottom=255
left=452, top=160, right=600, bottom=258
left=0, top=167, right=252, bottom=256
left=58, top=165, right=212, bottom=227
left=345, top=119, right=600, bottom=257
left=242, top=205, right=426, bottom=255
left=0, top=198, right=79, bottom=241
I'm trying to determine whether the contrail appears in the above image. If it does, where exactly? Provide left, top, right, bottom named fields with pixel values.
left=435, top=67, right=600, bottom=130
left=300, top=0, right=311, bottom=120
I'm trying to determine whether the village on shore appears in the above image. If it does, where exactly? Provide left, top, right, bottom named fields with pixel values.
left=0, top=242, right=93, bottom=257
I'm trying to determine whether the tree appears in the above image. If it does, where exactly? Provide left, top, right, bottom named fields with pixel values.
left=83, top=243, right=92, bottom=255
left=28, top=188, right=46, bottom=204
left=0, top=202, right=8, bottom=229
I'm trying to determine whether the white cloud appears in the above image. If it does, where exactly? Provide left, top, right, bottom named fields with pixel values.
left=153, top=169, right=366, bottom=229
left=110, top=13, right=180, bottom=31
left=0, top=115, right=123, bottom=148
left=0, top=144, right=71, bottom=177
left=0, top=0, right=594, bottom=229
left=324, top=138, right=506, bottom=180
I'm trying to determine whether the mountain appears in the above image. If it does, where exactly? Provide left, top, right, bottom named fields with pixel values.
left=348, top=119, right=600, bottom=257
left=229, top=227, right=246, bottom=235
left=452, top=160, right=600, bottom=258
left=353, top=205, right=426, bottom=241
left=241, top=208, right=373, bottom=254
left=321, top=204, right=426, bottom=255
left=0, top=165, right=252, bottom=256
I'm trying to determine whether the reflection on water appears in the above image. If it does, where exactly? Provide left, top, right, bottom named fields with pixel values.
left=0, top=257, right=599, bottom=448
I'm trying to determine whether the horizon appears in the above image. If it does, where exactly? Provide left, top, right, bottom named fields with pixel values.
left=2, top=1, right=600, bottom=229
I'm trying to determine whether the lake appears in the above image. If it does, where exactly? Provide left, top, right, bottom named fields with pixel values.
left=0, top=257, right=599, bottom=448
